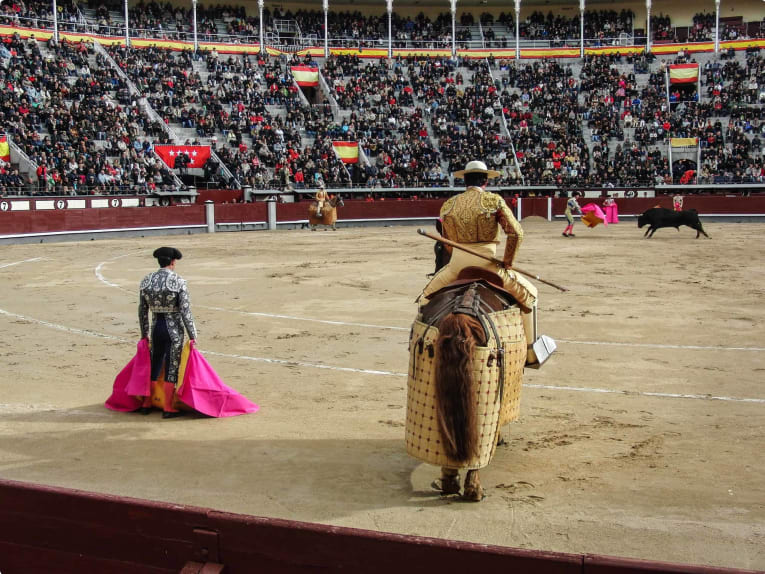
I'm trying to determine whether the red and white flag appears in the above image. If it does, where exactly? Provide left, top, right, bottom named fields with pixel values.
left=291, top=66, right=319, bottom=87
left=669, top=64, right=699, bottom=84
left=154, top=145, right=212, bottom=169
left=332, top=141, right=359, bottom=164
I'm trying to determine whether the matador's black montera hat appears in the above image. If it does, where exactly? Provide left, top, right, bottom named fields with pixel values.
left=153, top=247, right=182, bottom=260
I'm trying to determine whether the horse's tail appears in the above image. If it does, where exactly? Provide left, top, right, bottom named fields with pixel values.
left=435, top=313, right=485, bottom=463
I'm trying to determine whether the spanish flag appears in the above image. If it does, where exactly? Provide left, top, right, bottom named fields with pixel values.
left=332, top=141, right=359, bottom=164
left=670, top=137, right=698, bottom=147
left=669, top=64, right=699, bottom=84
left=290, top=65, right=319, bottom=87
left=0, top=136, right=10, bottom=163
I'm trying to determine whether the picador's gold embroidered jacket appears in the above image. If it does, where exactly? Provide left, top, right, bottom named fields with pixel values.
left=439, top=186, right=523, bottom=266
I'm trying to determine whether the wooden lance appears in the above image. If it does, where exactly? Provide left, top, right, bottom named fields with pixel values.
left=417, top=228, right=569, bottom=292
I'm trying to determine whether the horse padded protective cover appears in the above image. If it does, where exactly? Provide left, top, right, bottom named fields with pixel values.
left=405, top=307, right=526, bottom=470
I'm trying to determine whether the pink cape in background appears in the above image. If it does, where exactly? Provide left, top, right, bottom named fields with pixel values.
left=105, top=340, right=258, bottom=417
left=581, top=203, right=608, bottom=227
left=604, top=202, right=619, bottom=224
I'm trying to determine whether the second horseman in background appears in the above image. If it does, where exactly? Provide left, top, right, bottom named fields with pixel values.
left=421, top=160, right=543, bottom=365
left=314, top=184, right=328, bottom=217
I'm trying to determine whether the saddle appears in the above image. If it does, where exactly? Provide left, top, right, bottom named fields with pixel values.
left=421, top=267, right=517, bottom=326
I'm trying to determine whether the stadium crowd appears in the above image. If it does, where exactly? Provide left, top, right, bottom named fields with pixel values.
left=0, top=34, right=178, bottom=195
left=1, top=3, right=764, bottom=195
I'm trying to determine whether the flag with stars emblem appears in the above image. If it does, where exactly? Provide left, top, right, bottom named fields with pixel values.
left=154, top=145, right=212, bottom=169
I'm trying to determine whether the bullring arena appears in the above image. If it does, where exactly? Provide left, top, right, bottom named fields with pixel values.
left=1, top=216, right=763, bottom=570
left=2, top=0, right=765, bottom=567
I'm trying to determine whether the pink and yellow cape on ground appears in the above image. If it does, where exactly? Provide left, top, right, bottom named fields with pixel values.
left=105, top=339, right=259, bottom=417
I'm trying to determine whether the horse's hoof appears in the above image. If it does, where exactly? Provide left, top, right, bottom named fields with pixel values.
left=462, top=485, right=485, bottom=502
left=431, top=478, right=460, bottom=495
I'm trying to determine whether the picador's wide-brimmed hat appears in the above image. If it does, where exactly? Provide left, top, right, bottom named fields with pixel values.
left=453, top=160, right=501, bottom=179
left=153, top=247, right=182, bottom=260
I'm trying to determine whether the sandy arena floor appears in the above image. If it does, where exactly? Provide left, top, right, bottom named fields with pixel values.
left=0, top=218, right=763, bottom=570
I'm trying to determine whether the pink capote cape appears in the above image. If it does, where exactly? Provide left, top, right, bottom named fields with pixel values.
left=104, top=339, right=151, bottom=412
left=105, top=340, right=258, bottom=417
left=176, top=341, right=258, bottom=417
left=604, top=202, right=619, bottom=224
left=581, top=203, right=608, bottom=227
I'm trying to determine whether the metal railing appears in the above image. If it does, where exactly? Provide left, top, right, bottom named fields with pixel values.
left=210, top=149, right=240, bottom=187
left=3, top=178, right=763, bottom=198
left=5, top=11, right=765, bottom=52
left=484, top=60, right=525, bottom=186
left=3, top=133, right=39, bottom=181
left=91, top=44, right=198, bottom=189
left=318, top=71, right=341, bottom=120
left=292, top=76, right=311, bottom=108
left=92, top=41, right=140, bottom=97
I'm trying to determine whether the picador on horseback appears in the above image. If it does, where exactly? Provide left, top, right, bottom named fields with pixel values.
left=421, top=161, right=538, bottom=346
left=407, top=160, right=557, bottom=501
left=314, top=184, right=328, bottom=217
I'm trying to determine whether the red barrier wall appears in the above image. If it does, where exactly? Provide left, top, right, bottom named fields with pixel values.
left=0, top=479, right=755, bottom=574
left=0, top=206, right=205, bottom=236
left=196, top=189, right=243, bottom=204
left=544, top=196, right=765, bottom=218
left=215, top=202, right=268, bottom=224
left=2, top=197, right=764, bottom=238
left=523, top=198, right=550, bottom=218
left=277, top=199, right=443, bottom=222
left=279, top=197, right=765, bottom=224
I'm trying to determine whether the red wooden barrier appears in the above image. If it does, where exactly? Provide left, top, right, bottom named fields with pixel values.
left=0, top=206, right=205, bottom=236
left=1, top=197, right=764, bottom=239
left=214, top=202, right=268, bottom=224
left=196, top=189, right=243, bottom=204
left=547, top=196, right=765, bottom=217
left=0, top=479, right=757, bottom=574
left=0, top=479, right=579, bottom=574
left=276, top=199, right=443, bottom=222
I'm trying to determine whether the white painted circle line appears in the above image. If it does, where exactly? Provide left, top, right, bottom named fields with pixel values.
left=0, top=308, right=128, bottom=342
left=203, top=350, right=402, bottom=376
left=204, top=306, right=409, bottom=331
left=1, top=306, right=763, bottom=405
left=556, top=339, right=765, bottom=352
left=0, top=257, right=43, bottom=269
left=524, top=384, right=765, bottom=404
left=8, top=257, right=763, bottom=403
left=95, top=252, right=140, bottom=291
left=93, top=258, right=765, bottom=353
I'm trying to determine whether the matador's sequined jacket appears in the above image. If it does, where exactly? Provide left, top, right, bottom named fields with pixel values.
left=138, top=268, right=197, bottom=383
left=440, top=186, right=524, bottom=265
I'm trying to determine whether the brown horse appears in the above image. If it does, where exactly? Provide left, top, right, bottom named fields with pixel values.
left=307, top=195, right=344, bottom=231
left=406, top=268, right=527, bottom=502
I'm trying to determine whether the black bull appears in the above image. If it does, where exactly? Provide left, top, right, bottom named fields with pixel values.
left=637, top=207, right=710, bottom=239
